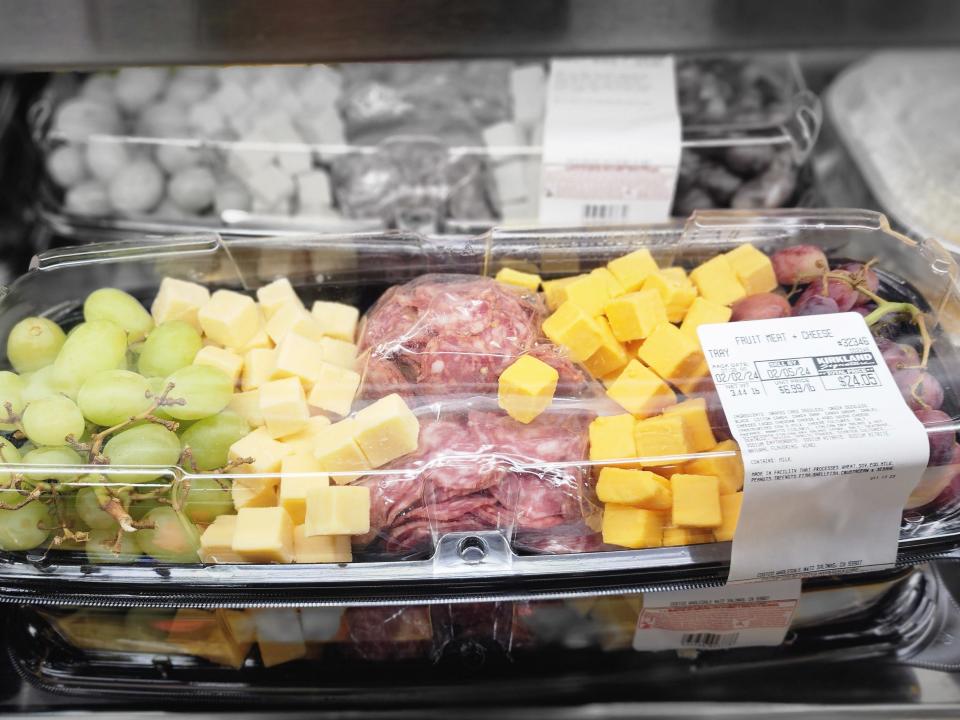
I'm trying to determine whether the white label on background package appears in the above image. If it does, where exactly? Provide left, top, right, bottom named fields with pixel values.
left=698, top=313, right=929, bottom=583
left=539, top=57, right=682, bottom=225
left=634, top=579, right=801, bottom=651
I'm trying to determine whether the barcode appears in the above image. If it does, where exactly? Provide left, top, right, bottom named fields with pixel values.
left=582, top=203, right=630, bottom=222
left=680, top=632, right=739, bottom=648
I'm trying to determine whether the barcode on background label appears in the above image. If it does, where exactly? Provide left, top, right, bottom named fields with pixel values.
left=681, top=632, right=739, bottom=649
left=582, top=203, right=630, bottom=222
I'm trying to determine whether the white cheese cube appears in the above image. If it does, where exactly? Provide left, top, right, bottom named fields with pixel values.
left=280, top=415, right=332, bottom=456
left=307, top=362, right=360, bottom=417
left=212, top=82, right=249, bottom=116
left=256, top=278, right=302, bottom=319
left=226, top=145, right=274, bottom=181
left=318, top=337, right=357, bottom=370
left=296, top=107, right=345, bottom=145
left=193, top=346, right=243, bottom=386
left=304, top=485, right=370, bottom=536
left=247, top=164, right=296, bottom=207
left=272, top=332, right=324, bottom=388
left=259, top=377, right=309, bottom=439
left=198, top=289, right=261, bottom=349
left=231, top=476, right=279, bottom=509
left=278, top=148, right=313, bottom=175
left=279, top=457, right=329, bottom=524
left=252, top=608, right=305, bottom=667
left=298, top=606, right=346, bottom=640
left=241, top=348, right=276, bottom=391
left=310, top=300, right=359, bottom=342
left=312, top=418, right=371, bottom=484
left=297, top=66, right=341, bottom=109
left=151, top=277, right=210, bottom=331
left=351, top=393, right=420, bottom=468
left=264, top=301, right=317, bottom=344
left=228, top=426, right=290, bottom=474
left=187, top=101, right=227, bottom=137
left=228, top=389, right=265, bottom=427
left=295, top=170, right=332, bottom=210
left=294, top=527, right=351, bottom=564
left=239, top=324, right=274, bottom=353
left=199, top=514, right=244, bottom=563
left=233, top=507, right=294, bottom=564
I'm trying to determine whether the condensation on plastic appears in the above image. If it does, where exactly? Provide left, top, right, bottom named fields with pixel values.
left=29, top=56, right=822, bottom=242
left=1, top=210, right=960, bottom=600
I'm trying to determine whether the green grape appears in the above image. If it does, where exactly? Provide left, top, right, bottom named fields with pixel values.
left=22, top=395, right=85, bottom=447
left=135, top=506, right=201, bottom=563
left=0, top=490, right=53, bottom=551
left=21, top=365, right=59, bottom=403
left=145, top=377, right=174, bottom=420
left=179, top=411, right=249, bottom=471
left=138, top=321, right=202, bottom=378
left=85, top=528, right=142, bottom=564
left=103, top=423, right=181, bottom=483
left=75, top=483, right=120, bottom=530
left=7, top=317, right=66, bottom=373
left=83, top=288, right=154, bottom=343
left=52, top=320, right=128, bottom=398
left=0, top=370, right=25, bottom=431
left=77, top=369, right=152, bottom=426
left=181, top=477, right=235, bottom=524
left=22, top=446, right=82, bottom=483
left=128, top=492, right=166, bottom=520
left=163, top=365, right=233, bottom=421
left=0, top=437, right=22, bottom=489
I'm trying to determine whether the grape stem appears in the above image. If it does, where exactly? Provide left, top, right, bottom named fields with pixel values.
left=0, top=486, right=41, bottom=511
left=92, top=485, right=152, bottom=532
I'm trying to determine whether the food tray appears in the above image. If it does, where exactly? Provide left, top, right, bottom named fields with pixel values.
left=4, top=566, right=945, bottom=704
left=0, top=209, right=957, bottom=605
left=29, top=57, right=821, bottom=241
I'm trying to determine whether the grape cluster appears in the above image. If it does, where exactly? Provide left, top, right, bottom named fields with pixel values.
left=0, top=288, right=250, bottom=562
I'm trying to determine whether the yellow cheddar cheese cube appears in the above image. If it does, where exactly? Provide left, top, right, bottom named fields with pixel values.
left=596, top=467, right=672, bottom=509
left=231, top=476, right=280, bottom=509
left=671, top=474, right=722, bottom=528
left=352, top=393, right=420, bottom=467
left=634, top=414, right=693, bottom=466
left=659, top=267, right=688, bottom=283
left=680, top=296, right=732, bottom=338
left=604, top=289, right=668, bottom=342
left=714, top=491, right=743, bottom=541
left=313, top=418, right=372, bottom=483
left=607, top=248, right=659, bottom=292
left=642, top=272, right=697, bottom=323
left=256, top=278, right=302, bottom=319
left=589, top=267, right=625, bottom=299
left=310, top=300, right=360, bottom=342
left=625, top=339, right=645, bottom=358
left=228, top=389, right=265, bottom=428
left=684, top=439, right=744, bottom=494
left=307, top=362, right=361, bottom=417
left=654, top=508, right=674, bottom=528
left=542, top=276, right=578, bottom=311
left=605, top=359, right=676, bottom=418
left=588, top=414, right=636, bottom=461
left=229, top=426, right=291, bottom=474
left=555, top=272, right=610, bottom=316
left=497, top=354, right=559, bottom=424
left=672, top=357, right=712, bottom=396
left=663, top=397, right=716, bottom=453
left=281, top=415, right=332, bottom=455
left=583, top=316, right=629, bottom=379
left=495, top=267, right=542, bottom=293
left=279, top=456, right=329, bottom=524
left=265, top=302, right=322, bottom=344
left=319, top=336, right=358, bottom=370
left=663, top=527, right=714, bottom=547
left=725, top=244, right=777, bottom=295
left=232, top=506, right=295, bottom=563
left=601, top=504, right=663, bottom=549
left=293, top=525, right=352, bottom=563
left=241, top=348, right=276, bottom=391
left=199, top=514, right=244, bottom=563
left=304, top=485, right=371, bottom=536
left=689, top=255, right=747, bottom=306
left=601, top=367, right=625, bottom=388
left=542, top=301, right=603, bottom=362
left=252, top=609, right=306, bottom=667
left=151, top=277, right=210, bottom=331
left=638, top=323, right=704, bottom=383
left=259, top=377, right=309, bottom=439
left=199, top=289, right=261, bottom=350
left=271, top=332, right=324, bottom=388
left=193, top=345, right=244, bottom=386
left=239, top=324, right=274, bottom=353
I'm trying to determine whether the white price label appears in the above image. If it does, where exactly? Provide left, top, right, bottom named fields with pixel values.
left=698, top=313, right=929, bottom=583
left=634, top=579, right=801, bottom=651
left=539, top=56, right=681, bottom=225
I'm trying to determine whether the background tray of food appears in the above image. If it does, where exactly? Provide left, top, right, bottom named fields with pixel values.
left=30, top=56, right=821, bottom=240
left=0, top=209, right=957, bottom=605
left=4, top=566, right=947, bottom=704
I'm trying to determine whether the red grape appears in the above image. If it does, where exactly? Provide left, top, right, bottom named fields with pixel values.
left=770, top=245, right=828, bottom=285
left=731, top=293, right=792, bottom=321
left=895, top=369, right=944, bottom=411
left=876, top=337, right=920, bottom=371
left=914, top=408, right=957, bottom=467
left=793, top=294, right=839, bottom=316
left=837, top=262, right=879, bottom=306
left=797, top=272, right=859, bottom=312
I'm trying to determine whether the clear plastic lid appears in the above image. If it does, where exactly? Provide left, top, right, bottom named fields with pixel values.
left=30, top=57, right=821, bottom=240
left=0, top=209, right=957, bottom=605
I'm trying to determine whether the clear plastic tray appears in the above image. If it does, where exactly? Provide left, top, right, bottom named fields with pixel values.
left=0, top=209, right=957, bottom=606
left=29, top=57, right=821, bottom=240
left=4, top=566, right=946, bottom=704
left=827, top=52, right=960, bottom=254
